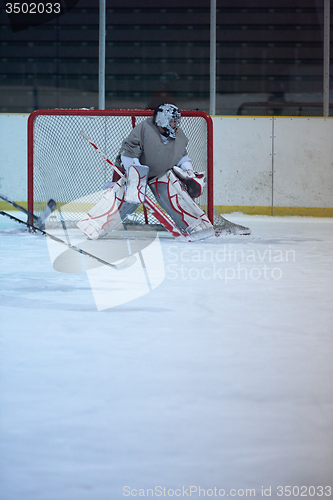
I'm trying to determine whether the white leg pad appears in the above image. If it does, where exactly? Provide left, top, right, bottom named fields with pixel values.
left=77, top=178, right=126, bottom=239
left=149, top=170, right=214, bottom=240
left=125, top=165, right=149, bottom=204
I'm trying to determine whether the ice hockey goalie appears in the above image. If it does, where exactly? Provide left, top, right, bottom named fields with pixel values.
left=78, top=103, right=215, bottom=240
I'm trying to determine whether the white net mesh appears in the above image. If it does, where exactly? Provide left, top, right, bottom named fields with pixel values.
left=29, top=110, right=211, bottom=229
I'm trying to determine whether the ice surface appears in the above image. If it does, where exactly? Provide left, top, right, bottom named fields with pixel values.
left=0, top=212, right=332, bottom=500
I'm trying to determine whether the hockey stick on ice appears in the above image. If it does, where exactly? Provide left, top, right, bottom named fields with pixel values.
left=80, top=131, right=189, bottom=240
left=0, top=193, right=56, bottom=228
left=0, top=209, right=136, bottom=271
left=0, top=210, right=33, bottom=228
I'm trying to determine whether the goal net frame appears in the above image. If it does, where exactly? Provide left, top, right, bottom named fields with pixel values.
left=27, top=109, right=214, bottom=229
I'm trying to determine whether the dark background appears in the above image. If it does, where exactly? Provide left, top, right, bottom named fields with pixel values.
left=0, top=0, right=332, bottom=114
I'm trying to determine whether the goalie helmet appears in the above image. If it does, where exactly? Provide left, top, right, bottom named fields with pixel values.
left=154, top=103, right=181, bottom=139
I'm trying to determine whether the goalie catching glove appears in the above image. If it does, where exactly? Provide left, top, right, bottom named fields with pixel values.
left=173, top=162, right=206, bottom=199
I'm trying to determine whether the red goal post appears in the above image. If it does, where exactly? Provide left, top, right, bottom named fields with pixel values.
left=27, top=109, right=214, bottom=227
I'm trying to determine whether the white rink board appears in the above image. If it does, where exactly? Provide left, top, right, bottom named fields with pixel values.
left=213, top=117, right=273, bottom=206
left=273, top=117, right=333, bottom=208
left=0, top=114, right=333, bottom=212
left=0, top=114, right=27, bottom=200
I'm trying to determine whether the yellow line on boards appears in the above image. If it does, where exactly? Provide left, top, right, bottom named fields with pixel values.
left=1, top=202, right=333, bottom=218
left=214, top=206, right=333, bottom=217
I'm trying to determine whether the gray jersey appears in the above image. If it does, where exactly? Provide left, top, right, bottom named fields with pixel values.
left=119, top=117, right=188, bottom=179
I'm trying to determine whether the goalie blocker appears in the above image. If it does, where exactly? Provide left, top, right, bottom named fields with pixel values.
left=77, top=169, right=214, bottom=241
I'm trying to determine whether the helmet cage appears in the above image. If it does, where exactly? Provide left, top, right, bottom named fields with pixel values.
left=155, top=104, right=181, bottom=139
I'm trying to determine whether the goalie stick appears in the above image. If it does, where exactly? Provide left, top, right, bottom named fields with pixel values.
left=0, top=208, right=136, bottom=272
left=80, top=131, right=190, bottom=240
left=0, top=193, right=56, bottom=228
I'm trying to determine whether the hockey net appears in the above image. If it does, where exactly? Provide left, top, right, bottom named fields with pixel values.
left=27, top=109, right=214, bottom=232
